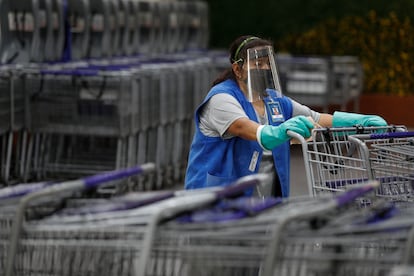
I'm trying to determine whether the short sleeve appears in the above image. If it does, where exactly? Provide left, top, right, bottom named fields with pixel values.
left=291, top=99, right=321, bottom=123
left=199, top=93, right=248, bottom=137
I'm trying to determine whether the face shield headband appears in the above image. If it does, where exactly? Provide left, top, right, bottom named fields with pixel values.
left=232, top=36, right=260, bottom=64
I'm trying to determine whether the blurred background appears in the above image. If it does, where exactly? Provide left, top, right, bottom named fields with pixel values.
left=206, top=0, right=414, bottom=127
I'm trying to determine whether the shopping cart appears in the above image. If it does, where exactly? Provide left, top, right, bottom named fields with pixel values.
left=288, top=125, right=407, bottom=199
left=263, top=186, right=414, bottom=276
left=0, top=162, right=155, bottom=276
left=1, top=172, right=268, bottom=276
left=4, top=176, right=413, bottom=275
left=149, top=180, right=414, bottom=276
left=348, top=131, right=414, bottom=201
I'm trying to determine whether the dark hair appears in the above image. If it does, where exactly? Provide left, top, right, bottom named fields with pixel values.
left=212, top=35, right=273, bottom=86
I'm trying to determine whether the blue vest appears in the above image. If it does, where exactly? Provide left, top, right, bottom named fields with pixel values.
left=184, top=79, right=293, bottom=197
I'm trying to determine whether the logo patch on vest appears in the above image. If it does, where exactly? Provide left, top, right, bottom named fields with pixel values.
left=267, top=102, right=285, bottom=123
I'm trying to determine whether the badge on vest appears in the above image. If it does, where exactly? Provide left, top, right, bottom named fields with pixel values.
left=249, top=151, right=259, bottom=172
left=267, top=102, right=285, bottom=123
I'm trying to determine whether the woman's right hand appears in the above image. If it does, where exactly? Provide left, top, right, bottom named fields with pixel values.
left=257, top=116, right=314, bottom=150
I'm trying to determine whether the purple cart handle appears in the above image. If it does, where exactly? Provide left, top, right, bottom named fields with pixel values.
left=215, top=174, right=268, bottom=198
left=370, top=131, right=414, bottom=140
left=0, top=182, right=54, bottom=200
left=84, top=163, right=155, bottom=189
left=335, top=180, right=379, bottom=207
left=40, top=68, right=98, bottom=76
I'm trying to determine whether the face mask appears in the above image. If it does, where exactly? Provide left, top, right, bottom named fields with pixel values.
left=249, top=68, right=273, bottom=97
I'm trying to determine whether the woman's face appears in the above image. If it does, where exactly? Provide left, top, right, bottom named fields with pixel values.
left=248, top=56, right=272, bottom=70
left=237, top=56, right=271, bottom=81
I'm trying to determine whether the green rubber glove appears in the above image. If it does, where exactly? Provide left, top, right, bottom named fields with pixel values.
left=257, top=115, right=314, bottom=150
left=332, top=111, right=387, bottom=127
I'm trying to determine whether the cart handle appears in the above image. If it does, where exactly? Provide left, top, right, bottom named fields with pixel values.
left=287, top=129, right=307, bottom=144
left=335, top=180, right=379, bottom=207
left=215, top=174, right=268, bottom=198
left=83, top=163, right=155, bottom=189
left=368, top=131, right=414, bottom=140
left=41, top=68, right=98, bottom=76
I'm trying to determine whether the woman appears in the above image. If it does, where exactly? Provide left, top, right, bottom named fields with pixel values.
left=184, top=35, right=387, bottom=197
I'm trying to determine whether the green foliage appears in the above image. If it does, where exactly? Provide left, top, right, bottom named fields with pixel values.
left=275, top=11, right=414, bottom=95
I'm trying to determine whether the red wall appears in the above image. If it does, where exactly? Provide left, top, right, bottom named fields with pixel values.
left=359, top=94, right=414, bottom=128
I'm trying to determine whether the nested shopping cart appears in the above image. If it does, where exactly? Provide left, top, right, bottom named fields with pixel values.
left=149, top=180, right=414, bottom=276
left=348, top=131, right=414, bottom=201
left=0, top=163, right=155, bottom=276
left=3, top=173, right=414, bottom=275
left=288, top=125, right=407, bottom=198
left=1, top=171, right=269, bottom=276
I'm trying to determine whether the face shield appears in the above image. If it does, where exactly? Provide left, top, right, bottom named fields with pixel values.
left=246, top=46, right=283, bottom=102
